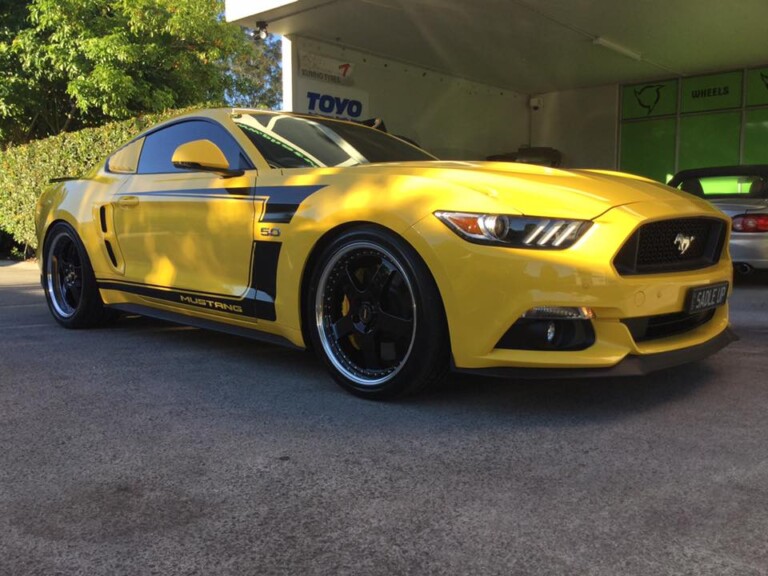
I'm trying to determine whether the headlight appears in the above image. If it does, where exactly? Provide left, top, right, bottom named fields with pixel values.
left=434, top=211, right=592, bottom=249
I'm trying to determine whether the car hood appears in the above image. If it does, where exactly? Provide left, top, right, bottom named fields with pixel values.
left=708, top=198, right=768, bottom=217
left=344, top=161, right=705, bottom=219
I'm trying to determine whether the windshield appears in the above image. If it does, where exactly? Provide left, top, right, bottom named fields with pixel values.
left=233, top=113, right=435, bottom=169
left=676, top=175, right=768, bottom=200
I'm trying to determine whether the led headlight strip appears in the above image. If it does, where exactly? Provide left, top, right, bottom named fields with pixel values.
left=434, top=211, right=592, bottom=249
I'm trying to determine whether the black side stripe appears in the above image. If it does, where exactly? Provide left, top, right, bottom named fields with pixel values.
left=98, top=240, right=281, bottom=321
left=257, top=185, right=326, bottom=223
left=249, top=241, right=281, bottom=321
left=117, top=185, right=326, bottom=223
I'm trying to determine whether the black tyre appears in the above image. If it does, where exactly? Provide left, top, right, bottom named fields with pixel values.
left=306, top=226, right=449, bottom=399
left=43, top=222, right=115, bottom=328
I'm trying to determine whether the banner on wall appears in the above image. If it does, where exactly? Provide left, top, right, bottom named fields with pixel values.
left=622, top=79, right=678, bottom=119
left=294, top=77, right=370, bottom=121
left=681, top=71, right=742, bottom=113
left=298, top=52, right=354, bottom=85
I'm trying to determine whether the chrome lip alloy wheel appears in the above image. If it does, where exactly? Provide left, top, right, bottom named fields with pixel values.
left=315, top=241, right=417, bottom=387
left=46, top=232, right=83, bottom=319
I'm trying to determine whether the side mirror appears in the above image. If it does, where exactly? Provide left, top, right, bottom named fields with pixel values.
left=171, top=139, right=244, bottom=177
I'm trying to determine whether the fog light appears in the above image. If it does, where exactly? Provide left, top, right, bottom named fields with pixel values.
left=496, top=317, right=596, bottom=351
left=546, top=321, right=556, bottom=343
left=523, top=306, right=594, bottom=320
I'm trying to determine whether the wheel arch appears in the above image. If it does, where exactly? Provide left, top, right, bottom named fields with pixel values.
left=39, top=207, right=77, bottom=241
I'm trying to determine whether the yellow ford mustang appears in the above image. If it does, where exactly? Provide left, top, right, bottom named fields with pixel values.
left=36, top=108, right=736, bottom=398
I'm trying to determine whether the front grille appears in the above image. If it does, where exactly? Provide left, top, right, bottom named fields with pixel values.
left=621, top=309, right=716, bottom=343
left=614, top=217, right=726, bottom=275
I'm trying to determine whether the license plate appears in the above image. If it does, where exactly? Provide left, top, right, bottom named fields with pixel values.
left=686, top=282, right=729, bottom=314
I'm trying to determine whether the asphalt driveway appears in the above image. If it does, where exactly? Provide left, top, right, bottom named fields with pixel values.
left=1, top=260, right=767, bottom=576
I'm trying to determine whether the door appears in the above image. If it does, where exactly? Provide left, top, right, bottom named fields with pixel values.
left=111, top=119, right=262, bottom=301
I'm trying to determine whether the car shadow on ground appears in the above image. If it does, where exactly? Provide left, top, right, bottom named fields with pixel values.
left=1, top=272, right=729, bottom=429
left=98, top=312, right=720, bottom=427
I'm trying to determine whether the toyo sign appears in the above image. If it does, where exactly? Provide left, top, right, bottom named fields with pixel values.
left=306, top=92, right=363, bottom=118
left=295, top=78, right=369, bottom=121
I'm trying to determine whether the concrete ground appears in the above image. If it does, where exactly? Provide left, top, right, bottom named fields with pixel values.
left=1, top=260, right=767, bottom=576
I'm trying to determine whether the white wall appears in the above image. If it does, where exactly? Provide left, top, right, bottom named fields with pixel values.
left=284, top=36, right=529, bottom=160
left=531, top=85, right=619, bottom=169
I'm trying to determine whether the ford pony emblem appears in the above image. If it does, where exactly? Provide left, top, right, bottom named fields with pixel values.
left=674, top=233, right=695, bottom=255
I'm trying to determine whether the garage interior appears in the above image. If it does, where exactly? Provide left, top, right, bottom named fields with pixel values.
left=227, top=0, right=768, bottom=179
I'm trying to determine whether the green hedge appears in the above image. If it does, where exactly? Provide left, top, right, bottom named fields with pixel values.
left=0, top=107, right=199, bottom=252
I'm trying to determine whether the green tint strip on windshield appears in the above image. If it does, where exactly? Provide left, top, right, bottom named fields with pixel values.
left=239, top=124, right=320, bottom=167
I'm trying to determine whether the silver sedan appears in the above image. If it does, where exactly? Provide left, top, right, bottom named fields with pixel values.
left=669, top=166, right=768, bottom=275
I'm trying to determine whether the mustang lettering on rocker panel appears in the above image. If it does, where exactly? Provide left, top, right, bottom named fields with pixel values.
left=99, top=241, right=281, bottom=320
left=98, top=184, right=326, bottom=321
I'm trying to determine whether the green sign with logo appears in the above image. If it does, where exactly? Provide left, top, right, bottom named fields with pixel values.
left=746, top=67, right=768, bottom=106
left=681, top=71, right=742, bottom=113
left=622, top=79, right=678, bottom=120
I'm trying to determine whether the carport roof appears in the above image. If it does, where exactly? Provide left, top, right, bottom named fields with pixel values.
left=226, top=0, right=768, bottom=94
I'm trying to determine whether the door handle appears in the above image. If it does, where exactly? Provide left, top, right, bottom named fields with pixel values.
left=117, top=195, right=139, bottom=208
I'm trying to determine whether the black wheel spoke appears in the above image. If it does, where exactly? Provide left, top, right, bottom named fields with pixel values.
left=378, top=310, right=413, bottom=340
left=357, top=332, right=381, bottom=369
left=331, top=315, right=355, bottom=341
left=68, top=282, right=82, bottom=304
left=342, top=265, right=364, bottom=299
left=366, top=262, right=395, bottom=299
left=65, top=242, right=78, bottom=266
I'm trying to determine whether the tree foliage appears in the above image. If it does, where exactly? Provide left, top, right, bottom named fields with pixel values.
left=0, top=0, right=281, bottom=146
left=0, top=106, right=198, bottom=252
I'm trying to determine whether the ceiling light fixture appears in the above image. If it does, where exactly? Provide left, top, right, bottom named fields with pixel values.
left=593, top=36, right=641, bottom=61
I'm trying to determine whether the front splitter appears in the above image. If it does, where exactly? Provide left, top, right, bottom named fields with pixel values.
left=453, top=326, right=738, bottom=380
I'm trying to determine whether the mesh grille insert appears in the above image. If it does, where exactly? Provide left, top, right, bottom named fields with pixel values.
left=614, top=217, right=726, bottom=275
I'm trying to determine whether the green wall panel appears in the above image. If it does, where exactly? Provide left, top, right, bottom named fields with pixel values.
left=746, top=67, right=768, bottom=106
left=743, top=108, right=768, bottom=164
left=620, top=119, right=676, bottom=182
left=622, top=80, right=677, bottom=119
left=681, top=71, right=742, bottom=113
left=678, top=112, right=741, bottom=170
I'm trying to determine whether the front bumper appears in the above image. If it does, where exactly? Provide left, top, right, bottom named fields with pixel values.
left=406, top=200, right=734, bottom=371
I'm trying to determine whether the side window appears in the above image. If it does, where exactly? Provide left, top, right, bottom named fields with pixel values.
left=107, top=138, right=144, bottom=173
left=137, top=120, right=252, bottom=174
